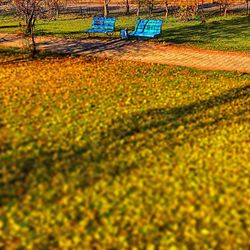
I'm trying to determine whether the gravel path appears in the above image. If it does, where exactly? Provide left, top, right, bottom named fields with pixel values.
left=1, top=33, right=250, bottom=73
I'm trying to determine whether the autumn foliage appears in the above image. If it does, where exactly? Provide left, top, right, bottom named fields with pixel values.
left=0, top=53, right=250, bottom=249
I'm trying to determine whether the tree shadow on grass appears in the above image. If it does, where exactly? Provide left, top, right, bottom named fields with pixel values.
left=161, top=16, right=250, bottom=46
left=103, top=85, right=250, bottom=149
left=36, top=38, right=140, bottom=56
left=0, top=47, right=69, bottom=65
left=0, top=84, right=249, bottom=204
left=0, top=25, right=19, bottom=29
left=0, top=32, right=141, bottom=60
left=35, top=30, right=89, bottom=37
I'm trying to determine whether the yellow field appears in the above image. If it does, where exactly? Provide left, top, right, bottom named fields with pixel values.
left=0, top=52, right=250, bottom=249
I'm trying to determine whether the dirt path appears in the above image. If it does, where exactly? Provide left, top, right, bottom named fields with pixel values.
left=1, top=33, right=250, bottom=73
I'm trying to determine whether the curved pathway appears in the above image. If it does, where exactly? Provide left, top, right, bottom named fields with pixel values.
left=0, top=33, right=250, bottom=73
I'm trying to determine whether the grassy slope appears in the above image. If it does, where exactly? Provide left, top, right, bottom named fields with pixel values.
left=0, top=14, right=250, bottom=52
left=0, top=51, right=250, bottom=249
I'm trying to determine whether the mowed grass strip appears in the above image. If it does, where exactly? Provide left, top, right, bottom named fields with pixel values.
left=0, top=52, right=250, bottom=249
left=0, top=14, right=250, bottom=52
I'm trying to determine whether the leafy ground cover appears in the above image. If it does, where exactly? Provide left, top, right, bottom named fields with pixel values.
left=0, top=14, right=250, bottom=52
left=0, top=50, right=250, bottom=249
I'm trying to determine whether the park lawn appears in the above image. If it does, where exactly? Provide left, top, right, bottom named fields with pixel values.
left=0, top=50, right=250, bottom=249
left=0, top=14, right=250, bottom=52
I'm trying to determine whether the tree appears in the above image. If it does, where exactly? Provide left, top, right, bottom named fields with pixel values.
left=136, top=0, right=142, bottom=16
left=200, top=0, right=206, bottom=23
left=135, top=0, right=155, bottom=17
left=12, top=0, right=60, bottom=57
left=247, top=0, right=249, bottom=16
left=165, top=0, right=169, bottom=18
left=103, top=0, right=111, bottom=17
left=147, top=0, right=154, bottom=16
left=13, top=0, right=43, bottom=35
left=13, top=0, right=44, bottom=57
left=218, top=0, right=229, bottom=16
left=125, top=0, right=129, bottom=15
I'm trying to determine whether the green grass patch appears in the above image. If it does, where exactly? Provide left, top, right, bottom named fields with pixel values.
left=0, top=52, right=250, bottom=249
left=0, top=14, right=250, bottom=52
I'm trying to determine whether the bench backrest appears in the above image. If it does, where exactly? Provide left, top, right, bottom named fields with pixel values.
left=134, top=19, right=163, bottom=35
left=91, top=17, right=116, bottom=31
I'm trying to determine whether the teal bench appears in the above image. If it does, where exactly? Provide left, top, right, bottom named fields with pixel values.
left=85, top=17, right=116, bottom=35
left=129, top=19, right=163, bottom=38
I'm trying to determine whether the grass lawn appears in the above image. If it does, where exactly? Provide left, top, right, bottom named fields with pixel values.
left=0, top=50, right=250, bottom=249
left=0, top=14, right=250, bottom=52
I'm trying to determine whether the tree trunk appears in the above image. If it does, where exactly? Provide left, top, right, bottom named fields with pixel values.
left=165, top=0, right=168, bottom=18
left=201, top=0, right=206, bottom=23
left=30, top=17, right=37, bottom=58
left=185, top=0, right=189, bottom=20
left=194, top=0, right=198, bottom=16
left=31, top=28, right=36, bottom=58
left=148, top=1, right=153, bottom=16
left=55, top=2, right=59, bottom=18
left=137, top=0, right=141, bottom=16
left=125, top=0, right=129, bottom=15
left=104, top=1, right=109, bottom=17
left=223, top=2, right=228, bottom=17
left=26, top=14, right=33, bottom=34
left=224, top=6, right=227, bottom=16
